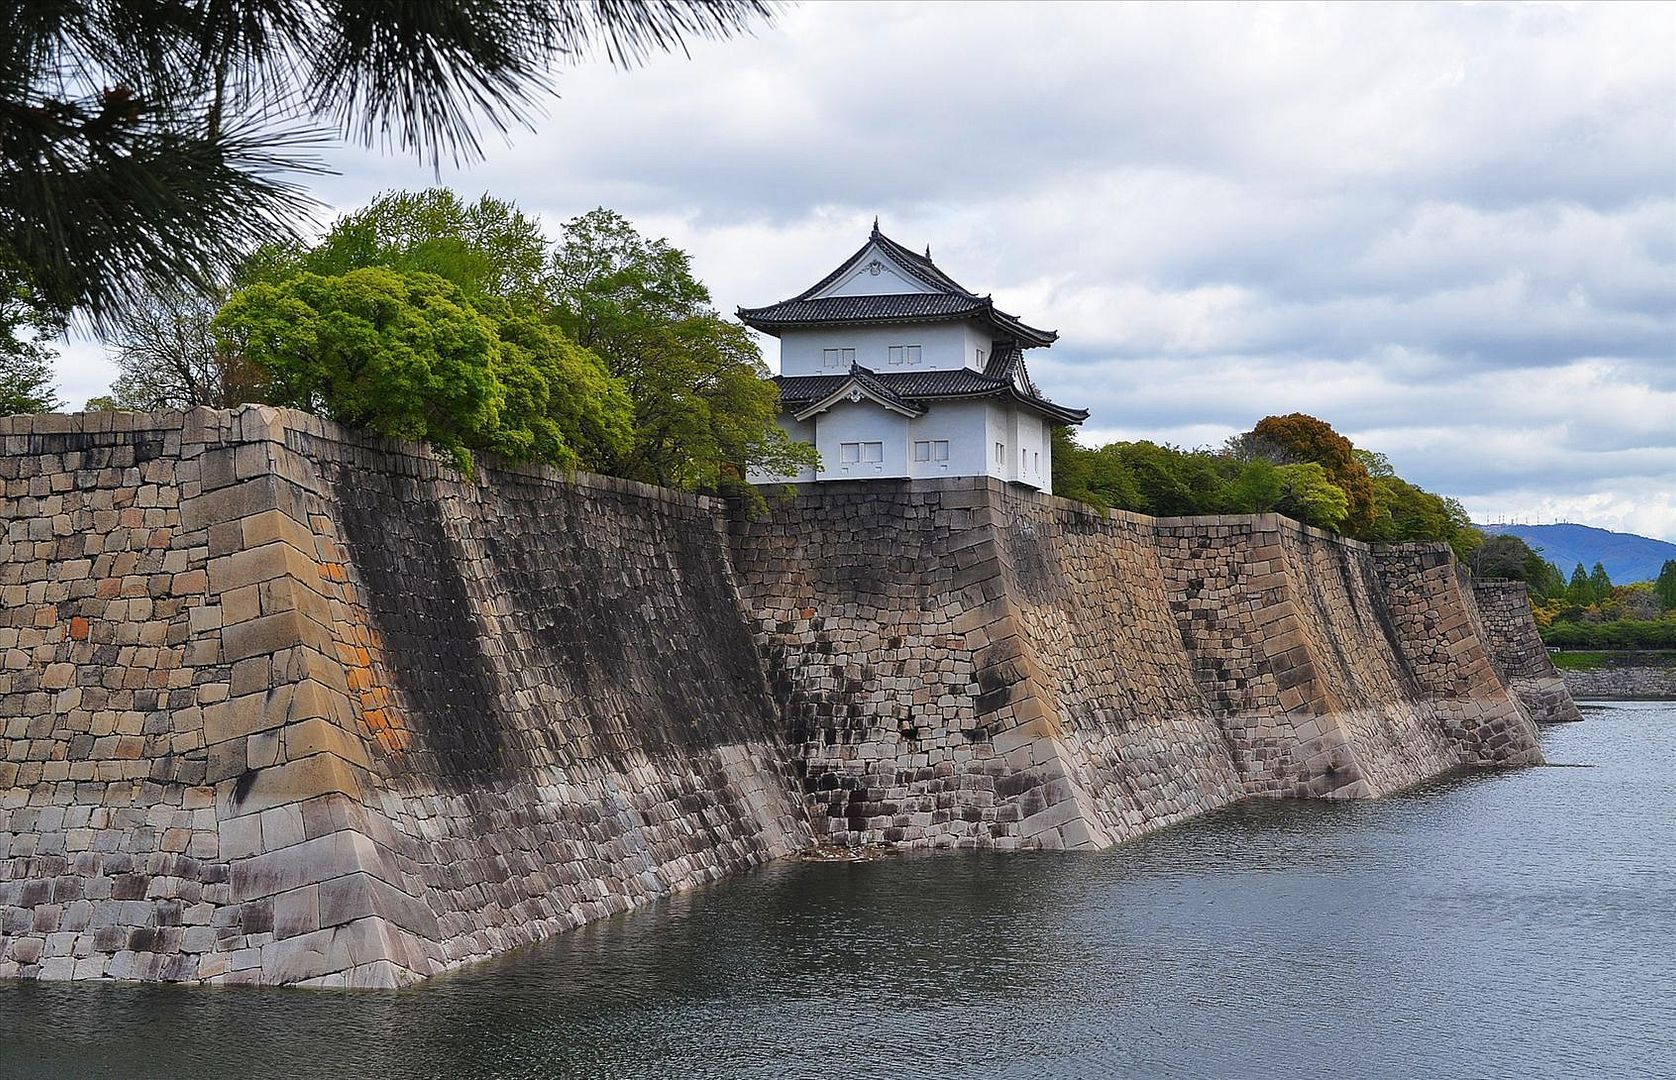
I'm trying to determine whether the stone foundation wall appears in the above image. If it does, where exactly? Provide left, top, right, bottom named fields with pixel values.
left=729, top=481, right=1543, bottom=850
left=2, top=413, right=1563, bottom=985
left=1, top=408, right=809, bottom=988
left=1556, top=657, right=1676, bottom=700
left=1470, top=581, right=1584, bottom=721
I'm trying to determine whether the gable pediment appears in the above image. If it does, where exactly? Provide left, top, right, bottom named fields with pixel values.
left=792, top=374, right=926, bottom=421
left=809, top=243, right=936, bottom=299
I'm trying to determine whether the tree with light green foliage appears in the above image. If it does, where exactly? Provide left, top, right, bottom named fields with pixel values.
left=472, top=295, right=633, bottom=470
left=218, top=191, right=641, bottom=474
left=249, top=190, right=551, bottom=306
left=213, top=268, right=505, bottom=471
left=1272, top=462, right=1350, bottom=531
left=548, top=208, right=817, bottom=495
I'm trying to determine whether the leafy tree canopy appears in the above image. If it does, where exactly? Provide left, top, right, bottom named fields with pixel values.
left=548, top=207, right=817, bottom=494
left=1056, top=412, right=1482, bottom=556
left=206, top=192, right=827, bottom=493
left=1, top=264, right=62, bottom=413
left=251, top=189, right=550, bottom=305
left=213, top=268, right=505, bottom=471
left=1273, top=462, right=1350, bottom=531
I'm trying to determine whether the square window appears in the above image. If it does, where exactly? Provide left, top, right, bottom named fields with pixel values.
left=905, top=345, right=921, bottom=365
left=840, top=442, right=860, bottom=464
left=913, top=440, right=930, bottom=462
left=889, top=346, right=904, bottom=366
left=933, top=440, right=949, bottom=461
left=863, top=441, right=883, bottom=463
left=995, top=442, right=1005, bottom=465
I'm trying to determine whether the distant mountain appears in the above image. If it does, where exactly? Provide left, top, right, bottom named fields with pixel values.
left=1477, top=523, right=1676, bottom=584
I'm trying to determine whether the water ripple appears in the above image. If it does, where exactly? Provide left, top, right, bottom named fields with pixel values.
left=2, top=702, right=1672, bottom=1079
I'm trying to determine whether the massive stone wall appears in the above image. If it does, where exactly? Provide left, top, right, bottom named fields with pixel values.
left=729, top=480, right=1544, bottom=850
left=0, top=408, right=808, bottom=987
left=1470, top=581, right=1583, bottom=721
left=1, top=413, right=1561, bottom=985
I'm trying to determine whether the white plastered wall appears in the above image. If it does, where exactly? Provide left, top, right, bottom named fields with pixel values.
left=777, top=320, right=1000, bottom=377
left=810, top=400, right=911, bottom=481
left=749, top=398, right=1061, bottom=491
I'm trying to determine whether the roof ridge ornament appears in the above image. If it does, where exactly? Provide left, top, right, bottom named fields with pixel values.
left=871, top=215, right=880, bottom=236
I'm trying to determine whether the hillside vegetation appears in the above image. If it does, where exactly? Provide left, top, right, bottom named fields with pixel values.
left=1479, top=523, right=1676, bottom=585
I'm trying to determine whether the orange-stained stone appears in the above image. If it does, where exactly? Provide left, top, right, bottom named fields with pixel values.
left=68, top=617, right=89, bottom=640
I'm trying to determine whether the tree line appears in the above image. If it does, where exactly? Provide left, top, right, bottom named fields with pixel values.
left=1528, top=558, right=1676, bottom=650
left=1052, top=413, right=1480, bottom=559
left=1470, top=530, right=1676, bottom=649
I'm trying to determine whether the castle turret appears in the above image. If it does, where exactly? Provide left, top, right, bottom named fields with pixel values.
left=740, top=222, right=1087, bottom=491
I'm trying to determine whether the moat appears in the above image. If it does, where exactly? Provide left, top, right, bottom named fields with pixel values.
left=2, top=702, right=1669, bottom=1080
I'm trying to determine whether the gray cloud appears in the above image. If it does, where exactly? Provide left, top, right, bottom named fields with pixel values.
left=50, top=1, right=1676, bottom=539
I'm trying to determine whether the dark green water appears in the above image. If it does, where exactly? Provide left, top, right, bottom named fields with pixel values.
left=3, top=702, right=1672, bottom=1080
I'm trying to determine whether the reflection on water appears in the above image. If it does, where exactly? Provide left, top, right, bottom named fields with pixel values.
left=2, top=702, right=1672, bottom=1080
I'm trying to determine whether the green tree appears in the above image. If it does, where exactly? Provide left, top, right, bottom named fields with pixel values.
left=1655, top=560, right=1676, bottom=611
left=1366, top=475, right=1482, bottom=561
left=1100, top=441, right=1224, bottom=516
left=474, top=296, right=633, bottom=470
left=1273, top=462, right=1350, bottom=531
left=548, top=208, right=816, bottom=493
left=1236, top=413, right=1376, bottom=534
left=2, top=1, right=776, bottom=327
left=213, top=268, right=504, bottom=470
left=226, top=189, right=636, bottom=472
left=255, top=190, right=551, bottom=305
left=1567, top=563, right=1593, bottom=605
left=1224, top=458, right=1285, bottom=514
left=1589, top=562, right=1613, bottom=602
left=1050, top=427, right=1102, bottom=507
left=1, top=265, right=63, bottom=413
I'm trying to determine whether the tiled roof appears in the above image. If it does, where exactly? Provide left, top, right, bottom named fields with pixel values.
left=736, top=224, right=1057, bottom=347
left=738, top=294, right=985, bottom=326
left=774, top=355, right=1088, bottom=425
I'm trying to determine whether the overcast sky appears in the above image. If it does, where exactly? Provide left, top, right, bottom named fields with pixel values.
left=55, top=1, right=1676, bottom=539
